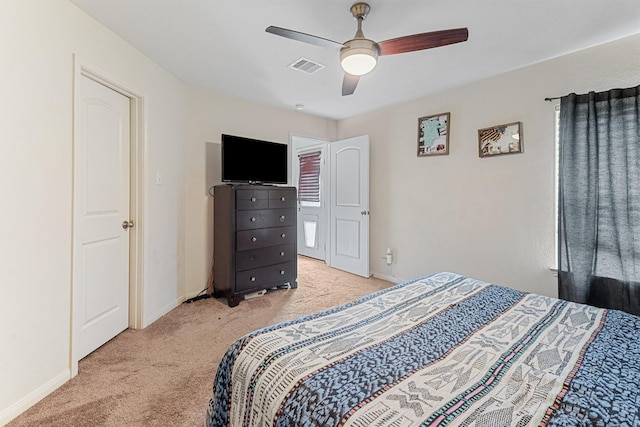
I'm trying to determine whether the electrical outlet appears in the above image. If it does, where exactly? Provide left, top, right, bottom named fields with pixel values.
left=385, top=248, right=393, bottom=265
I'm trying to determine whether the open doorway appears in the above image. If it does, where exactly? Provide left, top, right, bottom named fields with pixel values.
left=291, top=134, right=370, bottom=277
left=292, top=136, right=328, bottom=261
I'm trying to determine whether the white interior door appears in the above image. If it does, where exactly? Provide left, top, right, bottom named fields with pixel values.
left=329, top=135, right=370, bottom=277
left=292, top=137, right=327, bottom=261
left=73, top=75, right=131, bottom=360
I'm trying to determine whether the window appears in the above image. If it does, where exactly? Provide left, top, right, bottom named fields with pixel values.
left=298, top=150, right=321, bottom=207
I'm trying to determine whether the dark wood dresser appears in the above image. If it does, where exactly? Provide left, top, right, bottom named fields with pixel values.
left=213, top=184, right=297, bottom=306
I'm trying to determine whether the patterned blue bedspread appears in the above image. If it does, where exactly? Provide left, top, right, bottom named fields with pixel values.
left=206, top=272, right=640, bottom=426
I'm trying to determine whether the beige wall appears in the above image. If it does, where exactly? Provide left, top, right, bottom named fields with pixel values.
left=0, top=0, right=185, bottom=423
left=0, top=1, right=335, bottom=422
left=338, top=34, right=640, bottom=296
left=182, top=87, right=336, bottom=297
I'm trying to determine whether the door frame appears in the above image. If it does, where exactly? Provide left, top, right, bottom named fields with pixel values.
left=291, top=135, right=329, bottom=262
left=71, top=56, right=145, bottom=376
left=290, top=134, right=370, bottom=276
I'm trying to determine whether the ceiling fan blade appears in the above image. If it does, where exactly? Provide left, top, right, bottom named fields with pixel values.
left=342, top=73, right=360, bottom=96
left=378, top=28, right=468, bottom=56
left=266, top=26, right=345, bottom=51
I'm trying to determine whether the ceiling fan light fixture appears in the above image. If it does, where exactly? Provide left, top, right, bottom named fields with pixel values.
left=340, top=39, right=378, bottom=76
left=266, top=2, right=469, bottom=95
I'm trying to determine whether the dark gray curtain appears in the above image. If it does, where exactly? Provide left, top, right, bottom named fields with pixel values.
left=558, top=85, right=640, bottom=316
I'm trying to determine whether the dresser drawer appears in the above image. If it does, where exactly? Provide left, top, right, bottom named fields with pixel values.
left=236, top=188, right=269, bottom=210
left=236, top=261, right=296, bottom=292
left=235, top=244, right=295, bottom=271
left=236, top=208, right=295, bottom=230
left=236, top=226, right=295, bottom=251
left=268, top=188, right=297, bottom=208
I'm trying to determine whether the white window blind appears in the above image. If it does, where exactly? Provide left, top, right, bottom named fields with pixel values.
left=298, top=150, right=321, bottom=203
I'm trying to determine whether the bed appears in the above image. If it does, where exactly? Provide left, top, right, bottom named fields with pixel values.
left=205, top=272, right=640, bottom=426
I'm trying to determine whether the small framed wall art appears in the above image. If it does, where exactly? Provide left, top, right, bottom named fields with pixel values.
left=478, top=121, right=523, bottom=158
left=417, top=112, right=450, bottom=156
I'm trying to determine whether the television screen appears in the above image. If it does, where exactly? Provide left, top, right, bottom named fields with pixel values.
left=221, top=134, right=288, bottom=184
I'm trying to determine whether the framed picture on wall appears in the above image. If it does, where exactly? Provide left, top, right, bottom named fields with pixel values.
left=478, top=122, right=523, bottom=157
left=417, top=112, right=450, bottom=156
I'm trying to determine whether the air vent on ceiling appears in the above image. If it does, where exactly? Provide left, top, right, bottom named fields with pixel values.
left=288, top=57, right=325, bottom=74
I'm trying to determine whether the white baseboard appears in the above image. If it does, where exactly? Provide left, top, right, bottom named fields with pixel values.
left=143, top=298, right=180, bottom=328
left=182, top=288, right=208, bottom=302
left=0, top=369, right=70, bottom=426
left=141, top=287, right=210, bottom=329
left=371, top=272, right=402, bottom=284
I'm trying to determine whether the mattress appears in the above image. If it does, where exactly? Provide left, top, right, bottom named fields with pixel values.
left=206, top=272, right=640, bottom=426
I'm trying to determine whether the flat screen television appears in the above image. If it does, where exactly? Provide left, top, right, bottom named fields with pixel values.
left=221, top=134, right=288, bottom=184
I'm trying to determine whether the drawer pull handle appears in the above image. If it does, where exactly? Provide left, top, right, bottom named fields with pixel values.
left=281, top=197, right=285, bottom=201
left=279, top=215, right=285, bottom=222
left=251, top=237, right=257, bottom=242
left=280, top=270, right=285, bottom=275
left=251, top=197, right=256, bottom=202
left=250, top=276, right=256, bottom=282
left=281, top=233, right=286, bottom=238
left=280, top=251, right=285, bottom=256
left=250, top=217, right=256, bottom=222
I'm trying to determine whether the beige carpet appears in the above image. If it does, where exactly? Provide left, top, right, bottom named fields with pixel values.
left=8, top=256, right=393, bottom=427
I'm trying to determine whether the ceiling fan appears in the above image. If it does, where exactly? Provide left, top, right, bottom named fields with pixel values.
left=266, top=2, right=468, bottom=96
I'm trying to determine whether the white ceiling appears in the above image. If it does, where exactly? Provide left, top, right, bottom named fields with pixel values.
left=69, top=0, right=640, bottom=120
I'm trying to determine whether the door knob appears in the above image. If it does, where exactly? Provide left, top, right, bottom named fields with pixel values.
left=122, top=220, right=134, bottom=230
